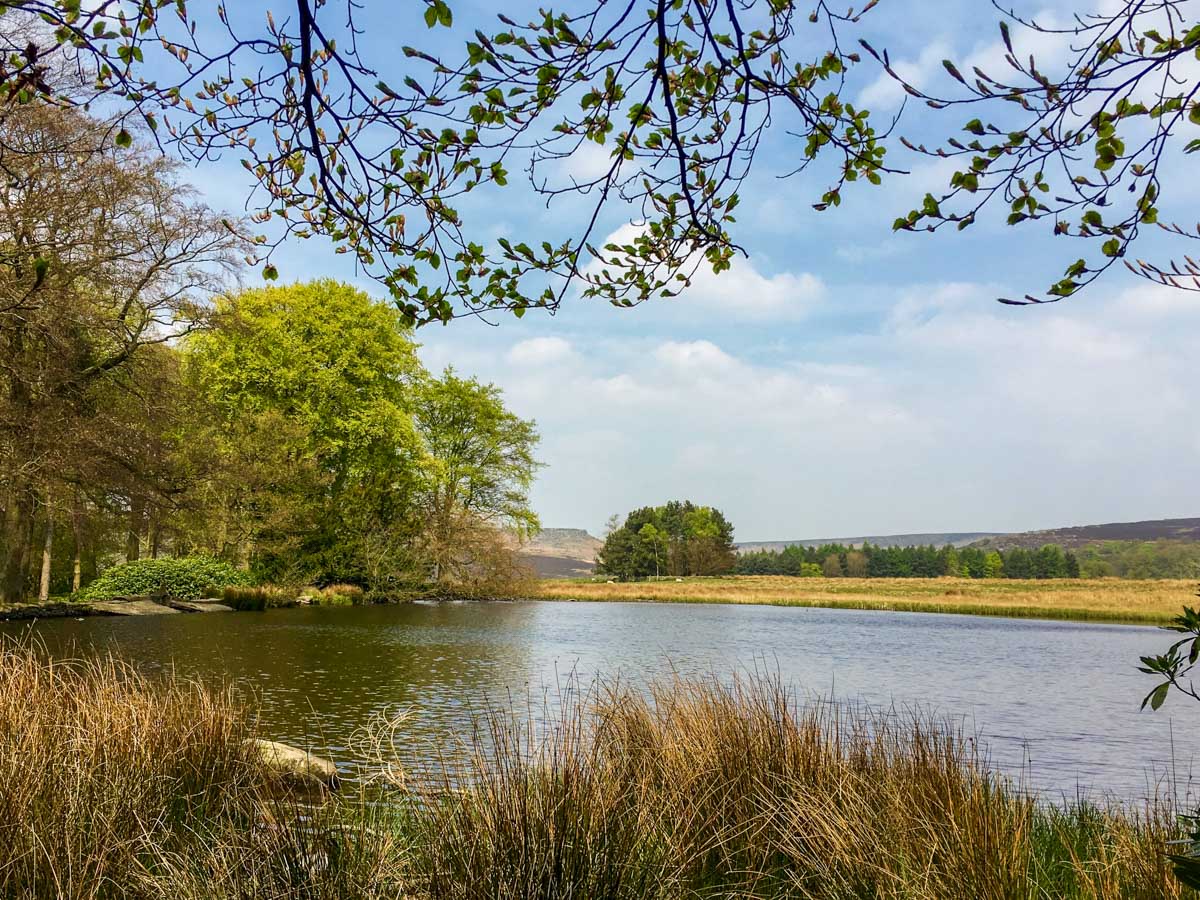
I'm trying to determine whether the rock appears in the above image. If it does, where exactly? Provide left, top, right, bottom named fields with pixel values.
left=248, top=739, right=339, bottom=790
left=168, top=599, right=234, bottom=613
left=89, top=599, right=179, bottom=616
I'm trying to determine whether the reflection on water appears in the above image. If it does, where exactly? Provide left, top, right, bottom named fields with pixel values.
left=3, top=600, right=1196, bottom=801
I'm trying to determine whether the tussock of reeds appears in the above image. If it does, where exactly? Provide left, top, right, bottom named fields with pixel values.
left=0, top=641, right=403, bottom=899
left=389, top=676, right=1188, bottom=899
left=0, top=640, right=1191, bottom=898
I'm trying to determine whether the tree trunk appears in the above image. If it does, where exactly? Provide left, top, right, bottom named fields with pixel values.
left=38, top=514, right=53, bottom=603
left=71, top=492, right=84, bottom=592
left=126, top=496, right=143, bottom=562
left=1, top=488, right=34, bottom=603
left=149, top=508, right=162, bottom=559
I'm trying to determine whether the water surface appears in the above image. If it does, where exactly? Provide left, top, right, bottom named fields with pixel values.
left=4, top=600, right=1195, bottom=801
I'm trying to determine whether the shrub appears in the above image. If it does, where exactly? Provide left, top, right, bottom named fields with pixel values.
left=316, top=583, right=365, bottom=605
left=76, top=557, right=253, bottom=602
left=221, top=585, right=298, bottom=611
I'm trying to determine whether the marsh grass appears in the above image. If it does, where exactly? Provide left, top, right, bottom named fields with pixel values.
left=0, top=641, right=1190, bottom=898
left=0, top=641, right=404, bottom=899
left=386, top=675, right=1189, bottom=899
left=533, top=576, right=1195, bottom=624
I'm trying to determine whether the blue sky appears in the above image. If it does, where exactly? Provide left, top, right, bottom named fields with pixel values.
left=179, top=0, right=1200, bottom=541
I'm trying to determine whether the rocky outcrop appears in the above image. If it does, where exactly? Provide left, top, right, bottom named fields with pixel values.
left=248, top=739, right=340, bottom=790
left=89, top=599, right=180, bottom=616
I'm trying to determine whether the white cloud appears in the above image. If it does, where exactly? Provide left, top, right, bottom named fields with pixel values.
left=418, top=274, right=1200, bottom=540
left=506, top=336, right=575, bottom=366
left=858, top=41, right=952, bottom=111
left=589, top=224, right=825, bottom=322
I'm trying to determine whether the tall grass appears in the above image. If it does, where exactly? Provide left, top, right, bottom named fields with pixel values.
left=0, top=641, right=403, bottom=899
left=388, top=676, right=1188, bottom=899
left=0, top=641, right=1190, bottom=898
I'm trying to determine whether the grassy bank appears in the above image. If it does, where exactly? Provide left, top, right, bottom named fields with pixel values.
left=531, top=575, right=1195, bottom=625
left=1, top=641, right=1194, bottom=898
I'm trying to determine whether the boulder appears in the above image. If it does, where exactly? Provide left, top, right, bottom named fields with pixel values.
left=167, top=599, right=234, bottom=613
left=248, top=739, right=339, bottom=790
left=89, top=599, right=179, bottom=616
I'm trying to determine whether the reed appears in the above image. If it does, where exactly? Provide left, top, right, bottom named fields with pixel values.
left=0, top=641, right=403, bottom=899
left=386, top=675, right=1189, bottom=899
left=0, top=642, right=1190, bottom=898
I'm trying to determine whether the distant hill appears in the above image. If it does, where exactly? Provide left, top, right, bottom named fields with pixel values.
left=516, top=528, right=602, bottom=578
left=737, top=532, right=998, bottom=553
left=968, top=517, right=1200, bottom=551
left=735, top=516, right=1200, bottom=556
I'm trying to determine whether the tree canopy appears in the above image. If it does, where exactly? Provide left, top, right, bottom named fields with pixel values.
left=597, top=501, right=736, bottom=580
left=3, top=0, right=1195, bottom=320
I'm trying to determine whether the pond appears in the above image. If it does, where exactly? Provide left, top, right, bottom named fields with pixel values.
left=3, top=600, right=1195, bottom=802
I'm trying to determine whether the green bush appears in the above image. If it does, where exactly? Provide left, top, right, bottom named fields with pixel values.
left=77, top=557, right=253, bottom=602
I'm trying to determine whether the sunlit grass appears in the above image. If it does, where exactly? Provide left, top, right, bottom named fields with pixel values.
left=385, top=674, right=1188, bottom=899
left=530, top=576, right=1195, bottom=624
left=1, top=641, right=1192, bottom=898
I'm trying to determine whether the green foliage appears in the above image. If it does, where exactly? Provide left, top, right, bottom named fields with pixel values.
left=1079, top=541, right=1200, bottom=579
left=737, top=543, right=1082, bottom=580
left=0, top=1, right=893, bottom=324
left=76, top=557, right=252, bottom=602
left=873, top=1, right=1200, bottom=301
left=597, top=501, right=736, bottom=580
left=186, top=280, right=426, bottom=587
left=182, top=280, right=538, bottom=592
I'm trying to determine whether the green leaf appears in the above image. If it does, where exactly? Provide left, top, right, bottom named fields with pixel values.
left=115, top=128, right=132, bottom=148
left=262, top=264, right=279, bottom=281
left=1149, top=682, right=1170, bottom=711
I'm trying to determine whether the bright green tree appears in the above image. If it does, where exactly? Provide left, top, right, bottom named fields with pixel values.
left=185, top=280, right=426, bottom=584
left=414, top=369, right=540, bottom=584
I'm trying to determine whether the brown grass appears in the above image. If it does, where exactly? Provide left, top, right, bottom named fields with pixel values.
left=1, top=641, right=1191, bottom=898
left=388, top=674, right=1188, bottom=899
left=531, top=576, right=1195, bottom=624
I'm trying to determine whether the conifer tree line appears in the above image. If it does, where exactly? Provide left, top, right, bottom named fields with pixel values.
left=0, top=104, right=540, bottom=604
left=736, top=544, right=1082, bottom=580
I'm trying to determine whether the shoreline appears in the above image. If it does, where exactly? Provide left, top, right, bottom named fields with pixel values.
left=3, top=577, right=1193, bottom=627
left=528, top=575, right=1195, bottom=627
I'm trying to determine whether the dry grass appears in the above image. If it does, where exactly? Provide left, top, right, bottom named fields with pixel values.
left=387, top=674, right=1189, bottom=899
left=531, top=576, right=1195, bottom=624
left=1, top=641, right=1191, bottom=898
left=0, top=640, right=405, bottom=899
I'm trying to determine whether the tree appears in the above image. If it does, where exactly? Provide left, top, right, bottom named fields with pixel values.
left=185, top=280, right=427, bottom=584
left=413, top=369, right=540, bottom=585
left=0, top=103, right=241, bottom=602
left=597, top=500, right=735, bottom=579
left=845, top=550, right=868, bottom=577
left=0, top=1, right=893, bottom=324
left=822, top=554, right=843, bottom=578
left=983, top=551, right=1004, bottom=579
left=870, top=0, right=1200, bottom=303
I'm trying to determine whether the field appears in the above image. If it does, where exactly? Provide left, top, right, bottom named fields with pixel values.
left=531, top=576, right=1198, bottom=625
